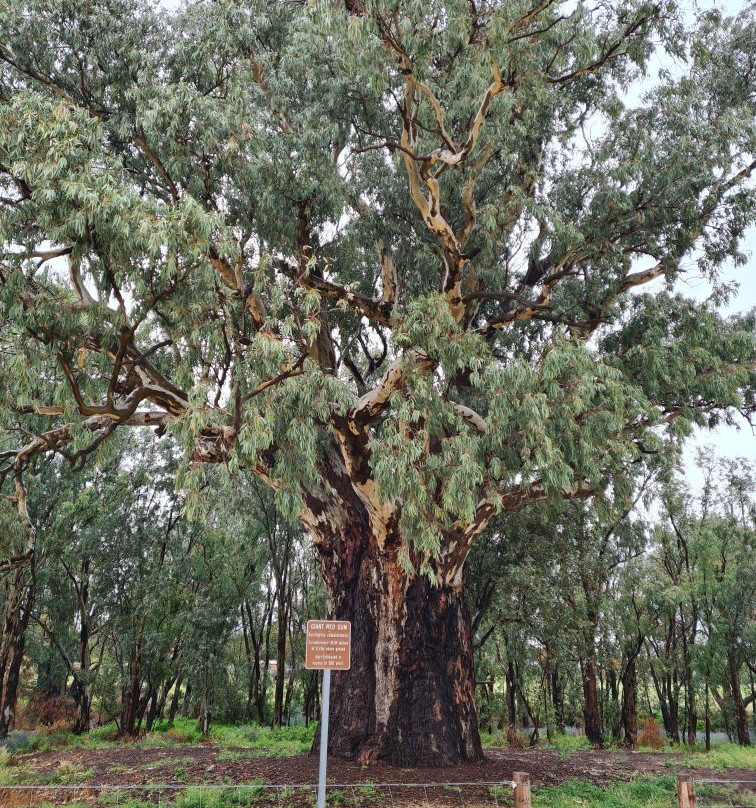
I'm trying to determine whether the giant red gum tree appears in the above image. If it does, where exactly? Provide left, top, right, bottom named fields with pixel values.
left=1, top=0, right=755, bottom=765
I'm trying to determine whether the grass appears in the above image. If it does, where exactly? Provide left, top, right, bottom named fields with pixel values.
left=674, top=743, right=756, bottom=771
left=4, top=717, right=315, bottom=758
left=209, top=722, right=315, bottom=756
left=697, top=783, right=756, bottom=807
left=531, top=776, right=678, bottom=808
left=0, top=760, right=94, bottom=786
left=544, top=732, right=594, bottom=753
left=480, top=729, right=598, bottom=753
left=479, top=729, right=507, bottom=748
left=141, top=755, right=194, bottom=770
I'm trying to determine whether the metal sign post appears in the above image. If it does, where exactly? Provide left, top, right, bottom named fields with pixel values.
left=317, top=668, right=331, bottom=808
left=305, top=620, right=351, bottom=808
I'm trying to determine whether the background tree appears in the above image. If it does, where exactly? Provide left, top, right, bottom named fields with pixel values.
left=1, top=0, right=755, bottom=764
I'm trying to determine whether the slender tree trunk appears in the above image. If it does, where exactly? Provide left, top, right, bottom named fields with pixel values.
left=73, top=679, right=92, bottom=735
left=121, top=630, right=144, bottom=737
left=180, top=683, right=192, bottom=718
left=650, top=659, right=675, bottom=743
left=664, top=675, right=680, bottom=744
left=506, top=660, right=517, bottom=729
left=621, top=655, right=638, bottom=748
left=680, top=606, right=696, bottom=746
left=717, top=680, right=735, bottom=741
left=145, top=688, right=159, bottom=732
left=168, top=677, right=182, bottom=724
left=608, top=666, right=622, bottom=742
left=241, top=603, right=259, bottom=720
left=73, top=605, right=92, bottom=735
left=283, top=624, right=296, bottom=725
left=551, top=666, right=565, bottom=731
left=729, top=655, right=751, bottom=746
left=156, top=675, right=177, bottom=721
left=303, top=670, right=318, bottom=726
left=272, top=603, right=287, bottom=729
left=0, top=570, right=35, bottom=738
left=199, top=666, right=212, bottom=736
left=581, top=656, right=603, bottom=747
left=260, top=606, right=273, bottom=723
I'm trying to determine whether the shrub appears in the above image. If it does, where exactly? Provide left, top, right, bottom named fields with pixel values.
left=638, top=717, right=666, bottom=749
left=1, top=731, right=41, bottom=755
left=16, top=694, right=75, bottom=730
left=167, top=726, right=202, bottom=744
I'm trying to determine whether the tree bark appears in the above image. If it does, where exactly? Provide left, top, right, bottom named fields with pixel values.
left=168, top=677, right=182, bottom=724
left=304, top=469, right=483, bottom=766
left=608, top=666, right=622, bottom=742
left=581, top=656, right=603, bottom=747
left=729, top=654, right=751, bottom=746
left=506, top=660, right=517, bottom=729
left=551, top=665, right=565, bottom=731
left=120, top=623, right=144, bottom=737
left=680, top=605, right=696, bottom=747
left=621, top=655, right=638, bottom=748
left=0, top=568, right=35, bottom=738
left=72, top=576, right=93, bottom=735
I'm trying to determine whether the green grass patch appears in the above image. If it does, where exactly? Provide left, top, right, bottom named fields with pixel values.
left=481, top=729, right=594, bottom=753
left=141, top=755, right=194, bottom=770
left=479, top=730, right=508, bottom=748
left=209, top=722, right=314, bottom=756
left=171, top=783, right=302, bottom=808
left=532, top=776, right=677, bottom=808
left=696, top=783, right=756, bottom=807
left=676, top=743, right=756, bottom=771
left=544, top=732, right=594, bottom=753
left=0, top=760, right=94, bottom=786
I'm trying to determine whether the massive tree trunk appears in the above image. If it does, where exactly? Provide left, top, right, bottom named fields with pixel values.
left=302, top=457, right=483, bottom=767
left=315, top=536, right=482, bottom=765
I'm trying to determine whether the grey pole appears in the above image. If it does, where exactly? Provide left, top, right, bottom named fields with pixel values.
left=317, top=668, right=331, bottom=808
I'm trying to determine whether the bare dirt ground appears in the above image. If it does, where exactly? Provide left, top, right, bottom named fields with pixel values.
left=12, top=743, right=756, bottom=788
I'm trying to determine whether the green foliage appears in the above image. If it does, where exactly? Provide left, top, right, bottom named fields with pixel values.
left=1, top=0, right=754, bottom=559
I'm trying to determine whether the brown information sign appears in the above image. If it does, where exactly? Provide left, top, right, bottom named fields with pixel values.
left=305, top=620, right=351, bottom=671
